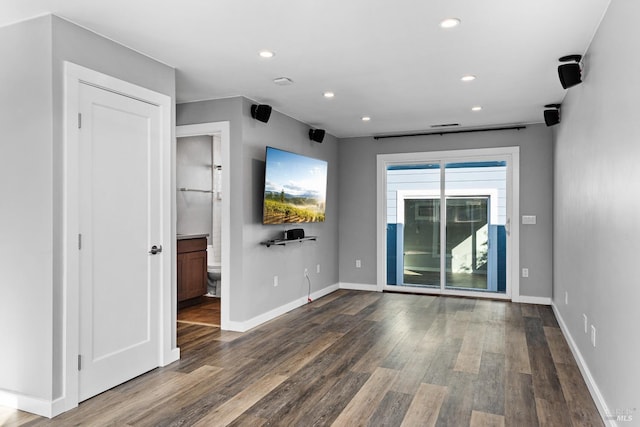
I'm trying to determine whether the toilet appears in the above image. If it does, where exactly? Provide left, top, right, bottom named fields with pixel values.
left=206, top=245, right=221, bottom=297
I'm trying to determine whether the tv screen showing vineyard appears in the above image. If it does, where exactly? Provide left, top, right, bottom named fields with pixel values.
left=263, top=147, right=328, bottom=224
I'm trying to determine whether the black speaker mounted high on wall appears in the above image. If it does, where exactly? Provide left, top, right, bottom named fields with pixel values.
left=251, top=104, right=272, bottom=123
left=558, top=55, right=583, bottom=89
left=309, top=128, right=325, bottom=143
left=544, top=104, right=561, bottom=127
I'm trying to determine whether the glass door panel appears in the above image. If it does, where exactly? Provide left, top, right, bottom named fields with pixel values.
left=385, top=163, right=441, bottom=288
left=444, top=161, right=507, bottom=293
left=403, top=198, right=440, bottom=287
left=445, top=197, right=489, bottom=290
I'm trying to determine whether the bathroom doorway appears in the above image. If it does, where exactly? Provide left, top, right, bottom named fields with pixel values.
left=176, top=122, right=230, bottom=329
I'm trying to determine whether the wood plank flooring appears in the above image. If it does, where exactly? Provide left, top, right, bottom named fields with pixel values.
left=1, top=290, right=603, bottom=426
left=178, top=296, right=221, bottom=327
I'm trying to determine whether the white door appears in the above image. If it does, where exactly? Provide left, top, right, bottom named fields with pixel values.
left=78, top=83, right=162, bottom=401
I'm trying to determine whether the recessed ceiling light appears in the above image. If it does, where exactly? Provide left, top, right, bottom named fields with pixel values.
left=323, top=91, right=335, bottom=98
left=440, top=18, right=461, bottom=29
left=259, top=50, right=275, bottom=58
left=461, top=74, right=476, bottom=82
left=471, top=106, right=482, bottom=111
left=361, top=116, right=371, bottom=122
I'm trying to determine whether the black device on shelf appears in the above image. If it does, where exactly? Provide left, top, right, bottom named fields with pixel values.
left=286, top=228, right=305, bottom=240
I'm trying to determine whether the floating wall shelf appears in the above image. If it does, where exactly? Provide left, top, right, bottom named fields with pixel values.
left=261, top=236, right=317, bottom=248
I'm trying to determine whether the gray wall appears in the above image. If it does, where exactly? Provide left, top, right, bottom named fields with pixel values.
left=0, top=14, right=176, bottom=405
left=0, top=15, right=54, bottom=401
left=553, top=0, right=640, bottom=415
left=176, top=135, right=214, bottom=238
left=338, top=124, right=554, bottom=298
left=177, top=97, right=340, bottom=322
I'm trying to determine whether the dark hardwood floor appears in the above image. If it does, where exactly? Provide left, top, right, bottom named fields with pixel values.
left=178, top=296, right=221, bottom=327
left=2, top=290, right=603, bottom=426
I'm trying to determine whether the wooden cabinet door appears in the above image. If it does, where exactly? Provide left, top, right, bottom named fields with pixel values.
left=177, top=250, right=207, bottom=301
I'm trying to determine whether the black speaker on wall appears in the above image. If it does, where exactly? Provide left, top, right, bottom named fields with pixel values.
left=309, top=128, right=325, bottom=143
left=544, top=110, right=560, bottom=126
left=251, top=104, right=272, bottom=123
left=544, top=104, right=561, bottom=127
left=558, top=55, right=583, bottom=89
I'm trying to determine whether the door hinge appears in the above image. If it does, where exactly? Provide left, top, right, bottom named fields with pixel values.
left=78, top=234, right=82, bottom=250
left=78, top=355, right=82, bottom=371
left=78, top=113, right=82, bottom=129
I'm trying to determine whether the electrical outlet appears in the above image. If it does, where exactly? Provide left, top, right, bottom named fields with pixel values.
left=273, top=275, right=278, bottom=287
left=356, top=259, right=362, bottom=268
left=304, top=268, right=309, bottom=277
left=522, top=268, right=529, bottom=278
left=565, top=291, right=568, bottom=305
left=583, top=314, right=588, bottom=334
left=316, top=264, right=320, bottom=274
left=591, top=325, right=596, bottom=347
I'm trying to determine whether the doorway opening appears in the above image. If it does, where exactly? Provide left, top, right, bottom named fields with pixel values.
left=176, top=123, right=231, bottom=330
left=175, top=133, right=221, bottom=327
left=377, top=148, right=519, bottom=299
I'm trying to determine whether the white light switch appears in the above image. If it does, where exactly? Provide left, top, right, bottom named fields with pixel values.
left=522, top=215, right=537, bottom=225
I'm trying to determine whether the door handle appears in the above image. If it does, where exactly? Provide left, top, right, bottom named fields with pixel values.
left=149, top=245, right=163, bottom=255
left=505, top=218, right=511, bottom=236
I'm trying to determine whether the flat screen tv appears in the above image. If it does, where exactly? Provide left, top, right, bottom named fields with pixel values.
left=263, top=146, right=328, bottom=224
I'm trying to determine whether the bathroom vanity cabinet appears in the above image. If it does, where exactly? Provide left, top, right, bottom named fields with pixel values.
left=177, top=236, right=207, bottom=303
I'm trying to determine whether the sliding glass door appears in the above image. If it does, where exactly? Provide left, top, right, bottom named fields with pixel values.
left=381, top=149, right=516, bottom=297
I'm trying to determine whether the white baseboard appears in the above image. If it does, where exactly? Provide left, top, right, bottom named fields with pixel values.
left=339, top=282, right=379, bottom=292
left=161, top=347, right=180, bottom=367
left=225, top=283, right=340, bottom=332
left=513, top=295, right=552, bottom=305
left=551, top=303, right=613, bottom=426
left=50, top=397, right=67, bottom=418
left=0, top=390, right=60, bottom=418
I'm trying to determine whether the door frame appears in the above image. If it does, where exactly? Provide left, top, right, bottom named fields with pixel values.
left=176, top=122, right=231, bottom=330
left=62, top=62, right=177, bottom=412
left=376, top=147, right=520, bottom=300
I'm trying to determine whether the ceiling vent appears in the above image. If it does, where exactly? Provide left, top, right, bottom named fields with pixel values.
left=273, top=77, right=294, bottom=86
left=431, top=123, right=460, bottom=128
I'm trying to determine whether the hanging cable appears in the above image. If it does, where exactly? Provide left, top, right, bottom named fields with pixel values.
left=305, top=272, right=312, bottom=303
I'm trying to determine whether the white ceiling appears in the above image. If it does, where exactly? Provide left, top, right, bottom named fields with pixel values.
left=1, top=0, right=610, bottom=138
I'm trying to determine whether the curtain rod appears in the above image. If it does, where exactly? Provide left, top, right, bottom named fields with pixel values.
left=373, top=125, right=526, bottom=140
